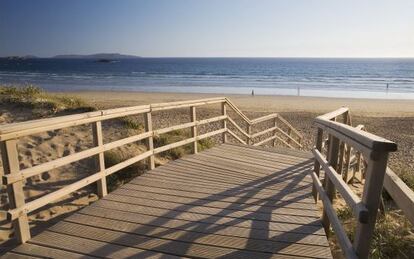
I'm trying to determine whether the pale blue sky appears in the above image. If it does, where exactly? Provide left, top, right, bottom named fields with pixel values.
left=1, top=0, right=413, bottom=57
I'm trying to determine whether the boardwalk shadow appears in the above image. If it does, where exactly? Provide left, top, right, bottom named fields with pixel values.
left=49, top=146, right=327, bottom=258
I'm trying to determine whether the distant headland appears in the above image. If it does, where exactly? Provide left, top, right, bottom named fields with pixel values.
left=1, top=53, right=142, bottom=60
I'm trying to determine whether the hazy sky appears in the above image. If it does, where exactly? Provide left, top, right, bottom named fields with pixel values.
left=1, top=0, right=413, bottom=57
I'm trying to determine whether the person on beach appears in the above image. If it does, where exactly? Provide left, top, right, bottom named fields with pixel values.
left=251, top=89, right=255, bottom=96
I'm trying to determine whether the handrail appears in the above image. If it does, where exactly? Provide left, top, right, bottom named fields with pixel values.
left=0, top=96, right=303, bottom=244
left=349, top=124, right=414, bottom=227
left=384, top=168, right=414, bottom=225
left=311, top=107, right=398, bottom=259
left=223, top=98, right=303, bottom=148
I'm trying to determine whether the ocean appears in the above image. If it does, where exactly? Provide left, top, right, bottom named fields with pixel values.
left=1, top=58, right=414, bottom=99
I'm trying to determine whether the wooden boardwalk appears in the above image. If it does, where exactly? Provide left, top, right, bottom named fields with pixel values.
left=5, top=144, right=332, bottom=259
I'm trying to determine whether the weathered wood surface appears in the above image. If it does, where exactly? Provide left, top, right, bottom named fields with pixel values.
left=6, top=143, right=331, bottom=258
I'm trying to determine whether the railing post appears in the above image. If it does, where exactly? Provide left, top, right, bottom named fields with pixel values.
left=322, top=134, right=340, bottom=235
left=221, top=102, right=227, bottom=143
left=272, top=118, right=277, bottom=147
left=92, top=121, right=107, bottom=197
left=247, top=125, right=252, bottom=145
left=190, top=106, right=197, bottom=154
left=144, top=112, right=155, bottom=170
left=312, top=128, right=323, bottom=201
left=353, top=151, right=389, bottom=259
left=337, top=111, right=349, bottom=177
left=286, top=128, right=292, bottom=145
left=0, top=139, right=31, bottom=243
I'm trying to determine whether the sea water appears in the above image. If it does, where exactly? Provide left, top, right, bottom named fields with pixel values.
left=1, top=58, right=413, bottom=99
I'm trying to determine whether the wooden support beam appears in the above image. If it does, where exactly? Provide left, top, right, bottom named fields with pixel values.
left=322, top=135, right=340, bottom=236
left=0, top=140, right=31, bottom=243
left=247, top=125, right=252, bottom=145
left=92, top=121, right=107, bottom=197
left=144, top=112, right=155, bottom=170
left=353, top=152, right=389, bottom=259
left=221, top=102, right=227, bottom=143
left=312, top=128, right=323, bottom=201
left=272, top=118, right=277, bottom=147
left=190, top=106, right=197, bottom=154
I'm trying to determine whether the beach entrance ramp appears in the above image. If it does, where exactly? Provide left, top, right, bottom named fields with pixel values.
left=1, top=98, right=400, bottom=258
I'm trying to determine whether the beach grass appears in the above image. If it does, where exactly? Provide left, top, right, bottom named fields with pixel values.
left=0, top=85, right=95, bottom=115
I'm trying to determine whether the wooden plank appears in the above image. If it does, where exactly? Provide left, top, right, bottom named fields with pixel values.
left=313, top=149, right=368, bottom=223
left=311, top=171, right=357, bottom=259
left=12, top=243, right=99, bottom=258
left=353, top=152, right=390, bottom=259
left=314, top=117, right=397, bottom=153
left=145, top=162, right=313, bottom=189
left=254, top=134, right=295, bottom=149
left=105, top=150, right=152, bottom=176
left=221, top=102, right=227, bottom=143
left=226, top=129, right=247, bottom=145
left=113, top=187, right=317, bottom=211
left=63, top=214, right=332, bottom=258
left=151, top=97, right=225, bottom=111
left=250, top=113, right=278, bottom=124
left=1, top=253, right=40, bottom=259
left=104, top=192, right=320, bottom=219
left=93, top=199, right=325, bottom=235
left=153, top=129, right=225, bottom=155
left=0, top=107, right=151, bottom=141
left=29, top=231, right=180, bottom=259
left=208, top=144, right=308, bottom=164
left=383, top=168, right=414, bottom=225
left=149, top=160, right=313, bottom=186
left=92, top=121, right=107, bottom=197
left=131, top=176, right=312, bottom=199
left=8, top=172, right=103, bottom=220
left=247, top=124, right=252, bottom=145
left=225, top=143, right=312, bottom=159
left=250, top=126, right=277, bottom=139
left=194, top=150, right=309, bottom=174
left=120, top=182, right=316, bottom=206
left=318, top=107, right=349, bottom=120
left=190, top=106, right=197, bottom=154
left=322, top=135, right=340, bottom=235
left=218, top=143, right=312, bottom=161
left=153, top=115, right=226, bottom=136
left=275, top=127, right=302, bottom=148
left=76, top=207, right=328, bottom=246
left=313, top=128, right=323, bottom=200
left=161, top=155, right=313, bottom=185
left=49, top=221, right=321, bottom=259
left=122, top=180, right=312, bottom=204
left=0, top=139, right=31, bottom=243
left=144, top=112, right=155, bottom=169
left=277, top=114, right=303, bottom=139
left=224, top=98, right=251, bottom=123
left=226, top=116, right=249, bottom=138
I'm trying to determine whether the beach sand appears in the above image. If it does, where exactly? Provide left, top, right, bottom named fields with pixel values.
left=1, top=91, right=413, bottom=255
left=59, top=91, right=414, bottom=117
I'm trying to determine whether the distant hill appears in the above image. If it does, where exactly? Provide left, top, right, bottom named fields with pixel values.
left=0, top=55, right=38, bottom=60
left=52, top=53, right=141, bottom=59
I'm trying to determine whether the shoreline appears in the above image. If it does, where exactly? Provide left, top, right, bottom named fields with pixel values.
left=53, top=90, right=414, bottom=117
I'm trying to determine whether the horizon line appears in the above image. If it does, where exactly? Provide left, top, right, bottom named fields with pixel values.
left=2, top=55, right=414, bottom=59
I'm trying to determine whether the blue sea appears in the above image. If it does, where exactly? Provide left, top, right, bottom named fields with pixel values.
left=1, top=58, right=414, bottom=99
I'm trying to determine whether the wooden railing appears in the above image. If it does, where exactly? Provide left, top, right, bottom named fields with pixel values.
left=0, top=97, right=302, bottom=244
left=311, top=107, right=414, bottom=259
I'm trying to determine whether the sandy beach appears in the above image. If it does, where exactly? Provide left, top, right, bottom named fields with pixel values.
left=58, top=91, right=414, bottom=117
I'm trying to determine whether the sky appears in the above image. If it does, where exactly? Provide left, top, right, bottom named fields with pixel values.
left=1, top=0, right=413, bottom=58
